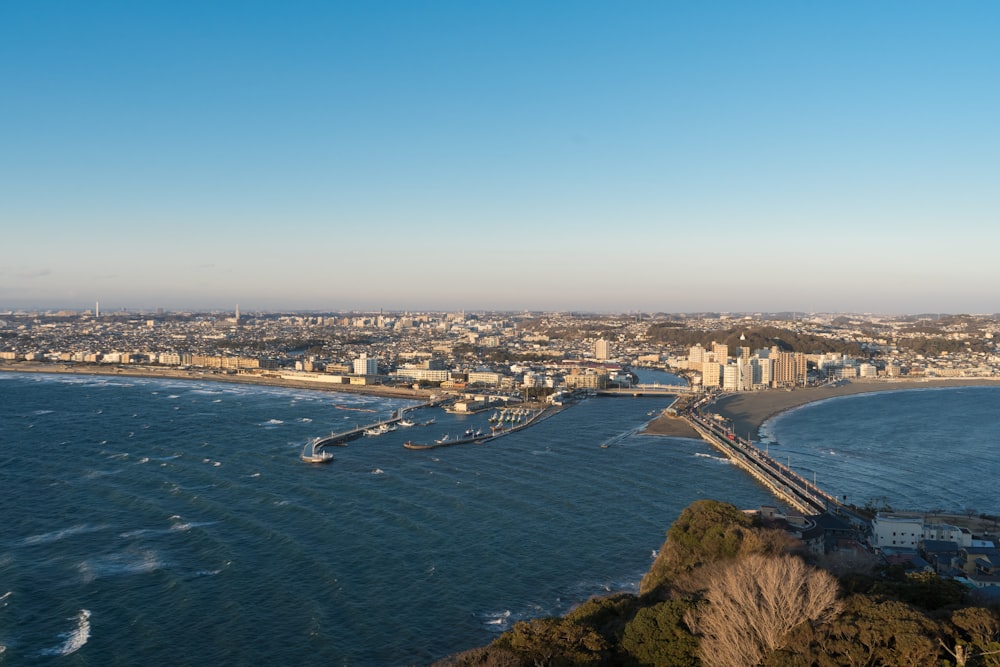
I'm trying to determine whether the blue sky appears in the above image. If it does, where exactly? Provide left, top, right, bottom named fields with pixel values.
left=2, top=2, right=998, bottom=313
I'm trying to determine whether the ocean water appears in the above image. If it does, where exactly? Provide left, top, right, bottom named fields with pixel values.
left=0, top=370, right=773, bottom=666
left=760, top=385, right=1000, bottom=515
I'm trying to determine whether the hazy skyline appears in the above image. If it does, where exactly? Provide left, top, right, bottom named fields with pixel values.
left=3, top=2, right=998, bottom=314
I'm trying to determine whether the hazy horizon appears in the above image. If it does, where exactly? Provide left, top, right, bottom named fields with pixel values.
left=3, top=2, right=998, bottom=314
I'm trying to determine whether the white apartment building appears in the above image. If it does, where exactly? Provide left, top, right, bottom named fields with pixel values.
left=722, top=364, right=740, bottom=391
left=872, top=512, right=973, bottom=550
left=353, top=353, right=378, bottom=376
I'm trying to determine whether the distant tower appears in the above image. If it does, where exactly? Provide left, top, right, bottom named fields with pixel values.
left=95, top=301, right=100, bottom=318
left=235, top=304, right=240, bottom=322
left=595, top=339, right=610, bottom=360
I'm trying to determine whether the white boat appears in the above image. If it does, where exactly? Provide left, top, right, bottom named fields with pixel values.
left=435, top=434, right=451, bottom=444
left=301, top=450, right=334, bottom=463
left=399, top=419, right=416, bottom=427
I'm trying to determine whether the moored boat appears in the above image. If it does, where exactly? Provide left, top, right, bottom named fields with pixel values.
left=301, top=450, right=334, bottom=463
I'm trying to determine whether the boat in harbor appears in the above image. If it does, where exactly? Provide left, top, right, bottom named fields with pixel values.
left=399, top=419, right=416, bottom=427
left=435, top=434, right=451, bottom=444
left=301, top=449, right=334, bottom=463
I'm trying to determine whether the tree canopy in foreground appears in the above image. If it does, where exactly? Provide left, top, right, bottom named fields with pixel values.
left=434, top=499, right=1000, bottom=667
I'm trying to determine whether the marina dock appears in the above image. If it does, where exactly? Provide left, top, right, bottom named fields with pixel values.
left=403, top=406, right=561, bottom=450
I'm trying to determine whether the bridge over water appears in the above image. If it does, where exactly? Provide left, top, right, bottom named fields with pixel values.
left=596, top=383, right=697, bottom=396
left=684, top=412, right=842, bottom=516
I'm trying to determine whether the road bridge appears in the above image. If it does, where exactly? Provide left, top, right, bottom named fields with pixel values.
left=684, top=413, right=837, bottom=515
left=596, top=384, right=697, bottom=397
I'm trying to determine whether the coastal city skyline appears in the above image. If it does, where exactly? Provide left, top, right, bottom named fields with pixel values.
left=3, top=3, right=998, bottom=314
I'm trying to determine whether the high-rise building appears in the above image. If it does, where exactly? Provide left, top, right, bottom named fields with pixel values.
left=771, top=349, right=807, bottom=386
left=353, top=353, right=378, bottom=376
left=701, top=361, right=721, bottom=388
left=722, top=364, right=740, bottom=391
left=595, top=339, right=610, bottom=360
left=753, top=357, right=773, bottom=387
left=689, top=344, right=706, bottom=365
left=712, top=342, right=729, bottom=365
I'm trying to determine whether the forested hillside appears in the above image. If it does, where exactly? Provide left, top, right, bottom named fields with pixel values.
left=435, top=500, right=1000, bottom=666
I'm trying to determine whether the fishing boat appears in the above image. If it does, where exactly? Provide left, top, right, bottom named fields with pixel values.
left=435, top=434, right=451, bottom=444
left=301, top=449, right=334, bottom=463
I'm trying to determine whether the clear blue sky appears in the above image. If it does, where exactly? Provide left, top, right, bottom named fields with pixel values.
left=2, top=1, right=998, bottom=313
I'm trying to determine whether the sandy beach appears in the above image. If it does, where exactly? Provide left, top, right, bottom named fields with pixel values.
left=712, top=378, right=1000, bottom=442
left=641, top=412, right=701, bottom=439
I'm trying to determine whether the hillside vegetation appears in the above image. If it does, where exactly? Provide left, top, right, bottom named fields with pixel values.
left=435, top=500, right=1000, bottom=666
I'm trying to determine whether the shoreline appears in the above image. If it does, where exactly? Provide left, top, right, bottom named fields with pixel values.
left=641, top=413, right=701, bottom=439
left=711, top=378, right=1000, bottom=442
left=0, top=361, right=434, bottom=402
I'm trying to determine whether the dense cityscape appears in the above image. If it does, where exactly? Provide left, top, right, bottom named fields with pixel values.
left=4, top=308, right=1000, bottom=393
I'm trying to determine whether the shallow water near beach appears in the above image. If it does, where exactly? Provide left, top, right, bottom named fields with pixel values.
left=0, top=371, right=774, bottom=665
left=761, top=385, right=1000, bottom=514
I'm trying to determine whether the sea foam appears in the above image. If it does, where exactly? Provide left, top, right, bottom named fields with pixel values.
left=39, top=609, right=91, bottom=657
left=22, top=524, right=106, bottom=546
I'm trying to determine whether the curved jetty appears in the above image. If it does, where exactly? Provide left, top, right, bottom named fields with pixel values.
left=301, top=399, right=444, bottom=463
left=300, top=443, right=335, bottom=463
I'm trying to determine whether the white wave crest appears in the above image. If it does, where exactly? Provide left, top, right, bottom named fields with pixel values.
left=171, top=519, right=217, bottom=532
left=693, top=452, right=730, bottom=464
left=479, top=610, right=513, bottom=631
left=39, top=609, right=91, bottom=656
left=22, top=524, right=106, bottom=546
left=79, top=550, right=165, bottom=582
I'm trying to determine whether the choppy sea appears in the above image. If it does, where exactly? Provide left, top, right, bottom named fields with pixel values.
left=2, top=372, right=995, bottom=664
left=758, top=385, right=1000, bottom=515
